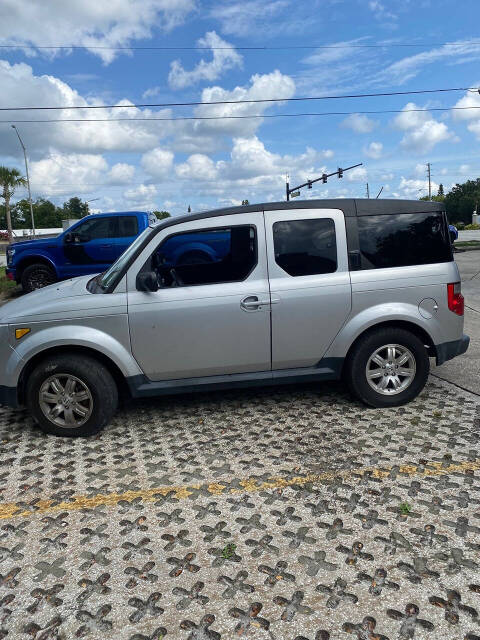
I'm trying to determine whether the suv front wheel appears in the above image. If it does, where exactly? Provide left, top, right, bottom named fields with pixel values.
left=26, top=353, right=118, bottom=436
left=345, top=327, right=430, bottom=407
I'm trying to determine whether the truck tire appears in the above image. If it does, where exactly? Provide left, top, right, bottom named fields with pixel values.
left=21, top=263, right=56, bottom=293
left=26, top=353, right=118, bottom=437
left=345, top=327, right=430, bottom=408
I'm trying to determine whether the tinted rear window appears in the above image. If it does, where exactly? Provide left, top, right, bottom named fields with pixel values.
left=273, top=218, right=337, bottom=276
left=358, top=212, right=452, bottom=269
left=116, top=216, right=138, bottom=237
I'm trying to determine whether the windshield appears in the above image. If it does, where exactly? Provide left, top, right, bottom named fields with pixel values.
left=98, top=226, right=154, bottom=291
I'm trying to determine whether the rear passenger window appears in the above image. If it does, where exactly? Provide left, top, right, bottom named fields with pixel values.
left=358, top=212, right=452, bottom=269
left=116, top=216, right=138, bottom=237
left=273, top=218, right=337, bottom=276
left=151, top=225, right=257, bottom=287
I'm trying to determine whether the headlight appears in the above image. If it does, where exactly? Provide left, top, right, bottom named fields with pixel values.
left=6, top=248, right=14, bottom=263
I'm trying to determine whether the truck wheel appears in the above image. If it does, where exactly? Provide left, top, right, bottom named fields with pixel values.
left=21, top=263, right=56, bottom=292
left=345, top=327, right=430, bottom=408
left=26, top=353, right=118, bottom=437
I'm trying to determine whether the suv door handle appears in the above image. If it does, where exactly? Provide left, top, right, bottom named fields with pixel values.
left=240, top=295, right=270, bottom=311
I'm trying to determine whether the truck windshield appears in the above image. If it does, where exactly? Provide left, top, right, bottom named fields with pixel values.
left=98, top=226, right=153, bottom=291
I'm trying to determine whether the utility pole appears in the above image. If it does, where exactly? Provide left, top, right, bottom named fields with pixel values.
left=427, top=162, right=432, bottom=200
left=366, top=183, right=370, bottom=199
left=11, top=125, right=35, bottom=237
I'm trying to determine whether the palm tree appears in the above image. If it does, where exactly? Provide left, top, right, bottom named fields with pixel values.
left=0, top=166, right=27, bottom=242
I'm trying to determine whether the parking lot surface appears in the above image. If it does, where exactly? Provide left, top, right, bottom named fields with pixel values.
left=1, top=376, right=480, bottom=639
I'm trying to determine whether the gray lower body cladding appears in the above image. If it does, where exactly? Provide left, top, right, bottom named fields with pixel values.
left=435, top=334, right=470, bottom=366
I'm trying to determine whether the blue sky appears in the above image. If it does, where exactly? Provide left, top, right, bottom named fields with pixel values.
left=1, top=0, right=480, bottom=215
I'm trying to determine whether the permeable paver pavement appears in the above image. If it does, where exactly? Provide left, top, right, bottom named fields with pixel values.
left=1, top=377, right=479, bottom=639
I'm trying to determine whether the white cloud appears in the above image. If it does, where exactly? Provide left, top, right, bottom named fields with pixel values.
left=141, top=148, right=174, bottom=179
left=123, top=184, right=158, bottom=210
left=398, top=176, right=439, bottom=198
left=368, top=1, right=397, bottom=22
left=173, top=136, right=333, bottom=202
left=210, top=0, right=289, bottom=37
left=346, top=166, right=368, bottom=182
left=170, top=70, right=296, bottom=152
left=29, top=152, right=109, bottom=196
left=107, top=163, right=135, bottom=184
left=298, top=38, right=377, bottom=94
left=363, top=142, right=383, bottom=159
left=0, top=0, right=195, bottom=64
left=393, top=102, right=456, bottom=152
left=452, top=85, right=480, bottom=140
left=376, top=40, right=480, bottom=85
left=175, top=154, right=218, bottom=181
left=0, top=60, right=163, bottom=157
left=168, top=31, right=242, bottom=90
left=341, top=113, right=377, bottom=134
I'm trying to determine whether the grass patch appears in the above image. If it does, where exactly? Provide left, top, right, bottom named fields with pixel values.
left=399, top=501, right=412, bottom=515
left=221, top=543, right=237, bottom=559
left=455, top=240, right=480, bottom=248
left=0, top=267, right=17, bottom=298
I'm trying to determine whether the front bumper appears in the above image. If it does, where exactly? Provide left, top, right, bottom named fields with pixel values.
left=0, top=384, right=18, bottom=408
left=436, top=334, right=470, bottom=366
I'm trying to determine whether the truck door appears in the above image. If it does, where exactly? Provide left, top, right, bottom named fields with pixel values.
left=264, top=208, right=352, bottom=370
left=61, top=216, right=116, bottom=278
left=112, top=215, right=140, bottom=261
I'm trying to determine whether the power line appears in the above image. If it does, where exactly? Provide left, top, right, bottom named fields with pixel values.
left=1, top=104, right=480, bottom=124
left=0, top=86, right=477, bottom=112
left=1, top=41, right=480, bottom=51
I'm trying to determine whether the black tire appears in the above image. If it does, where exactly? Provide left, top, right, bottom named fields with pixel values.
left=26, top=353, right=118, bottom=437
left=345, top=327, right=430, bottom=408
left=21, top=263, right=56, bottom=293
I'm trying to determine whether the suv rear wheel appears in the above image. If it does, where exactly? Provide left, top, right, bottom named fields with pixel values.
left=21, top=263, right=56, bottom=293
left=26, top=353, right=118, bottom=436
left=345, top=327, right=430, bottom=407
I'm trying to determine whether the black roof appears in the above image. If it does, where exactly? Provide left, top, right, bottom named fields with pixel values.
left=154, top=198, right=445, bottom=235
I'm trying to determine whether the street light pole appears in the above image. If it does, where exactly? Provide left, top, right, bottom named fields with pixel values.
left=11, top=125, right=35, bottom=237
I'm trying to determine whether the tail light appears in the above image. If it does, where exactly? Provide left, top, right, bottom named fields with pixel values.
left=447, top=282, right=464, bottom=316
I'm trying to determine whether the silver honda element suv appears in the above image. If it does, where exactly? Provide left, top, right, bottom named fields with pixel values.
left=0, top=199, right=469, bottom=436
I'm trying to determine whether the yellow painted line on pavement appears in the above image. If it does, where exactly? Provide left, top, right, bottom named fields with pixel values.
left=1, top=459, right=479, bottom=521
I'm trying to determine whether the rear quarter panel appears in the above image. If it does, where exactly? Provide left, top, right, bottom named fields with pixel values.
left=323, top=261, right=463, bottom=358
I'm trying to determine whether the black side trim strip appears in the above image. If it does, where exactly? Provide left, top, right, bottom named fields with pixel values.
left=126, top=358, right=344, bottom=399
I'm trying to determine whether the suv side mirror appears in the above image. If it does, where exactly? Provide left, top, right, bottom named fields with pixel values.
left=136, top=271, right=159, bottom=292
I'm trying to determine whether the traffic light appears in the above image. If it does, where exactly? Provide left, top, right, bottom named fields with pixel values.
left=338, top=168, right=343, bottom=178
left=322, top=174, right=327, bottom=183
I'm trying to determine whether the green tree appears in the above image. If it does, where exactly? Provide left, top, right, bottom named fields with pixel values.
left=242, top=199, right=250, bottom=206
left=438, top=183, right=445, bottom=198
left=153, top=210, right=171, bottom=220
left=62, top=197, right=90, bottom=219
left=14, top=198, right=64, bottom=228
left=444, top=178, right=480, bottom=224
left=0, top=166, right=27, bottom=241
left=0, top=202, right=24, bottom=230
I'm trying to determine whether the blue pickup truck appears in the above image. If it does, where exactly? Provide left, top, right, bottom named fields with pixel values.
left=6, top=211, right=157, bottom=292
